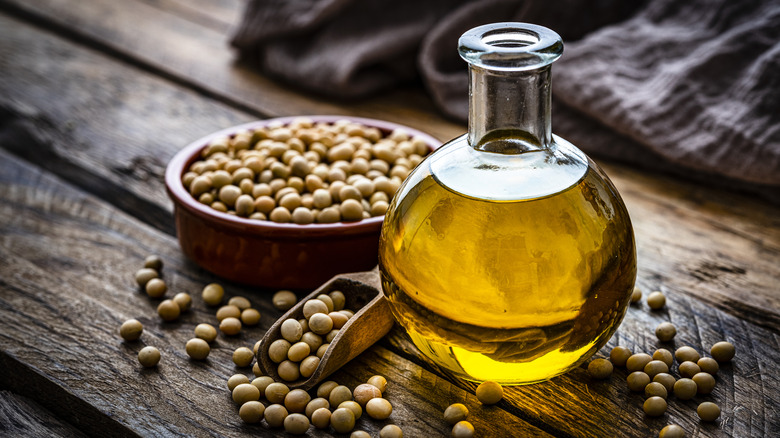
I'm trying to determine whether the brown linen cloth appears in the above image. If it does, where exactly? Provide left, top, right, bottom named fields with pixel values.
left=231, top=0, right=780, bottom=200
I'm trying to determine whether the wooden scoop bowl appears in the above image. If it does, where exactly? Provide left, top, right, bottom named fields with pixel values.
left=257, top=267, right=394, bottom=391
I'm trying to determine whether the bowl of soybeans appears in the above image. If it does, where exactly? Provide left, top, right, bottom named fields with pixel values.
left=165, top=116, right=439, bottom=289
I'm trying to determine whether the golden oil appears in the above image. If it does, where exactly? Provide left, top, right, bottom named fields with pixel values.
left=378, top=22, right=637, bottom=384
left=378, top=135, right=636, bottom=384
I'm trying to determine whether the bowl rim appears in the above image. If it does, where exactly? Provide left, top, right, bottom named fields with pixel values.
left=165, top=115, right=442, bottom=239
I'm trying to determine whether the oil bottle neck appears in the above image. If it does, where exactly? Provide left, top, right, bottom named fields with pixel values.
left=468, top=64, right=552, bottom=152
left=458, top=22, right=563, bottom=154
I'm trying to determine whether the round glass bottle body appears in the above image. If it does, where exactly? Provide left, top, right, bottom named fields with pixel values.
left=378, top=23, right=636, bottom=384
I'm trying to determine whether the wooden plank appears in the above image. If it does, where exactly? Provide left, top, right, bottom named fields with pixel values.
left=0, top=0, right=462, bottom=143
left=0, top=149, right=549, bottom=437
left=386, top=281, right=780, bottom=437
left=1, top=9, right=778, bottom=337
left=609, top=165, right=780, bottom=332
left=1, top=9, right=778, bottom=436
left=0, top=12, right=255, bottom=235
left=136, top=0, right=246, bottom=33
left=0, top=391, right=87, bottom=438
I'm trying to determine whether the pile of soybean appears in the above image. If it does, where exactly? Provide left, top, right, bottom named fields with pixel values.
left=183, top=118, right=431, bottom=223
left=587, top=288, right=736, bottom=438
left=229, top=373, right=403, bottom=436
left=267, top=290, right=353, bottom=381
left=123, top=256, right=265, bottom=367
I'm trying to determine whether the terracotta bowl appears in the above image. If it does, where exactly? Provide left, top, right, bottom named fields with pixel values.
left=165, top=116, right=441, bottom=290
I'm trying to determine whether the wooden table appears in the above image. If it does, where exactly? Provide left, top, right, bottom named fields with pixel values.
left=1, top=1, right=778, bottom=437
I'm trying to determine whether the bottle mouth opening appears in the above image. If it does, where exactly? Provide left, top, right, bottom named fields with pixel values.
left=459, top=23, right=563, bottom=71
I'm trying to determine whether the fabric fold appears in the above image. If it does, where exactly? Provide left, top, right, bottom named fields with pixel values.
left=231, top=0, right=780, bottom=197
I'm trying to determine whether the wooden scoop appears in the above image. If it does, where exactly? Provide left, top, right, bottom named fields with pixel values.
left=257, top=267, right=394, bottom=391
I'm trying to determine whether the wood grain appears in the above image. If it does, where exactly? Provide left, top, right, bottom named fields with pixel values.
left=0, top=12, right=254, bottom=235
left=0, top=391, right=87, bottom=438
left=0, top=2, right=779, bottom=437
left=385, top=280, right=780, bottom=437
left=0, top=0, right=461, bottom=142
left=137, top=0, right=246, bottom=33
left=0, top=7, right=777, bottom=334
left=0, top=149, right=548, bottom=437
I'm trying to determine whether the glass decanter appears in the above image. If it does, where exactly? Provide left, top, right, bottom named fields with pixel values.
left=378, top=23, right=637, bottom=384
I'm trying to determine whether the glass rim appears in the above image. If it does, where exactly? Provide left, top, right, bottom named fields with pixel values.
left=458, top=22, right=564, bottom=71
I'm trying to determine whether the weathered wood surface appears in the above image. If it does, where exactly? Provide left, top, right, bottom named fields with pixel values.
left=0, top=0, right=456, bottom=141
left=0, top=391, right=87, bottom=438
left=0, top=0, right=778, bottom=436
left=1, top=138, right=777, bottom=437
left=0, top=148, right=549, bottom=437
left=385, top=289, right=780, bottom=438
left=1, top=0, right=778, bottom=334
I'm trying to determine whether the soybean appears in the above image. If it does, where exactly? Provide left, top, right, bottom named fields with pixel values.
left=644, top=382, right=668, bottom=399
left=626, top=353, right=653, bottom=372
left=172, top=292, right=192, bottom=312
left=655, top=322, right=676, bottom=342
left=202, top=283, right=224, bottom=306
left=157, top=299, right=180, bottom=321
left=476, top=381, right=503, bottom=405
left=273, top=290, right=297, bottom=310
left=380, top=425, right=403, bottom=438
left=241, top=308, right=261, bottom=326
left=698, top=357, right=719, bottom=375
left=451, top=421, right=475, bottom=438
left=251, top=376, right=274, bottom=394
left=366, top=397, right=393, bottom=420
left=285, top=389, right=311, bottom=413
left=643, top=396, right=667, bottom=417
left=232, top=383, right=260, bottom=405
left=367, top=375, right=388, bottom=394
left=120, top=319, right=143, bottom=341
left=266, top=382, right=290, bottom=404
left=692, top=372, right=716, bottom=394
left=264, top=404, right=289, bottom=428
left=227, top=374, right=250, bottom=391
left=609, top=346, right=632, bottom=367
left=659, top=424, right=685, bottom=438
left=283, top=413, right=310, bottom=435
left=194, top=323, right=217, bottom=342
left=143, top=255, right=163, bottom=270
left=444, top=403, right=469, bottom=425
left=135, top=268, right=158, bottom=288
left=644, top=360, right=669, bottom=378
left=647, top=291, right=666, bottom=310
left=697, top=402, right=721, bottom=422
left=239, top=401, right=265, bottom=423
left=630, top=286, right=642, bottom=303
left=138, top=346, right=160, bottom=367
left=588, top=358, right=613, bottom=379
left=653, top=373, right=676, bottom=393
left=305, top=397, right=330, bottom=418
left=219, top=317, right=242, bottom=335
left=331, top=408, right=356, bottom=433
left=652, top=349, right=674, bottom=368
left=228, top=296, right=251, bottom=310
left=186, top=338, right=210, bottom=360
left=678, top=361, right=701, bottom=378
left=673, top=378, right=697, bottom=400
left=627, top=372, right=651, bottom=392
left=339, top=400, right=363, bottom=420
left=233, top=347, right=254, bottom=367
left=145, top=278, right=167, bottom=299
left=710, top=341, right=735, bottom=362
left=354, top=383, right=382, bottom=406
left=675, top=346, right=700, bottom=363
